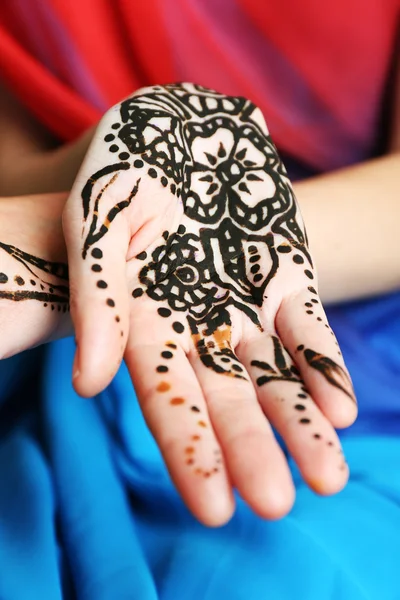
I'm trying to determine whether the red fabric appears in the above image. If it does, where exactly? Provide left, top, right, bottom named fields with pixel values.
left=0, top=0, right=398, bottom=167
left=0, top=23, right=99, bottom=141
left=240, top=0, right=399, bottom=138
left=0, top=0, right=176, bottom=140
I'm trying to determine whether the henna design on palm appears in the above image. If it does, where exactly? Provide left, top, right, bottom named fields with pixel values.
left=75, top=83, right=355, bottom=488
left=81, top=83, right=316, bottom=377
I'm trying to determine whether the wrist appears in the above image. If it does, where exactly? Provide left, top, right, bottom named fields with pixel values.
left=0, top=125, right=96, bottom=196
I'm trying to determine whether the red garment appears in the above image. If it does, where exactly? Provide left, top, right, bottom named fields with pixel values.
left=0, top=0, right=398, bottom=169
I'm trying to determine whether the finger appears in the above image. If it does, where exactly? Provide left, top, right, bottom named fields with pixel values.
left=63, top=111, right=143, bottom=397
left=240, top=332, right=349, bottom=496
left=124, top=303, right=235, bottom=526
left=276, top=288, right=357, bottom=428
left=188, top=326, right=295, bottom=520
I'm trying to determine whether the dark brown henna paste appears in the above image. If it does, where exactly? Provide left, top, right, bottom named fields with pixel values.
left=81, top=83, right=313, bottom=378
left=303, top=349, right=356, bottom=402
left=0, top=242, right=69, bottom=308
left=251, top=336, right=301, bottom=386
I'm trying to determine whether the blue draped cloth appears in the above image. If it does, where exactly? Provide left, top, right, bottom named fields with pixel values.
left=0, top=289, right=400, bottom=599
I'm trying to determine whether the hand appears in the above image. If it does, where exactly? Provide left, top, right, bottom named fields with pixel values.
left=0, top=193, right=71, bottom=358
left=61, top=83, right=358, bottom=525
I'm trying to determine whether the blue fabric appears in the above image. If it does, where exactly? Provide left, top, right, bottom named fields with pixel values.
left=327, top=290, right=400, bottom=436
left=0, top=289, right=399, bottom=598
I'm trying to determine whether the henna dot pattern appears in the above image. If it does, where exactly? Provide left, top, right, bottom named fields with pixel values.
left=153, top=342, right=221, bottom=476
left=173, top=322, right=185, bottom=334
left=170, top=397, right=185, bottom=405
left=157, top=382, right=171, bottom=392
left=91, top=248, right=103, bottom=259
left=88, top=246, right=124, bottom=334
left=277, top=244, right=291, bottom=253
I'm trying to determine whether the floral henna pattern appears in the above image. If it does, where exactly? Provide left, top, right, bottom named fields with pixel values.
left=80, top=83, right=350, bottom=401
left=0, top=241, right=69, bottom=310
left=119, top=84, right=305, bottom=370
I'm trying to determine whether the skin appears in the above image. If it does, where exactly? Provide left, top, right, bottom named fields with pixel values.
left=1, top=74, right=399, bottom=304
left=0, top=83, right=357, bottom=527
left=0, top=56, right=398, bottom=523
left=0, top=190, right=352, bottom=525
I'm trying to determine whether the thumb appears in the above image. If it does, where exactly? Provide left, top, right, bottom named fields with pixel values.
left=63, top=112, right=141, bottom=397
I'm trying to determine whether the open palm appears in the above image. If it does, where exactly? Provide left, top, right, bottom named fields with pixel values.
left=63, top=84, right=357, bottom=524
left=0, top=84, right=357, bottom=525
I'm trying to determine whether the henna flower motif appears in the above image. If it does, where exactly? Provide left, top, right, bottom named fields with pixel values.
left=139, top=232, right=223, bottom=317
left=182, top=117, right=290, bottom=231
